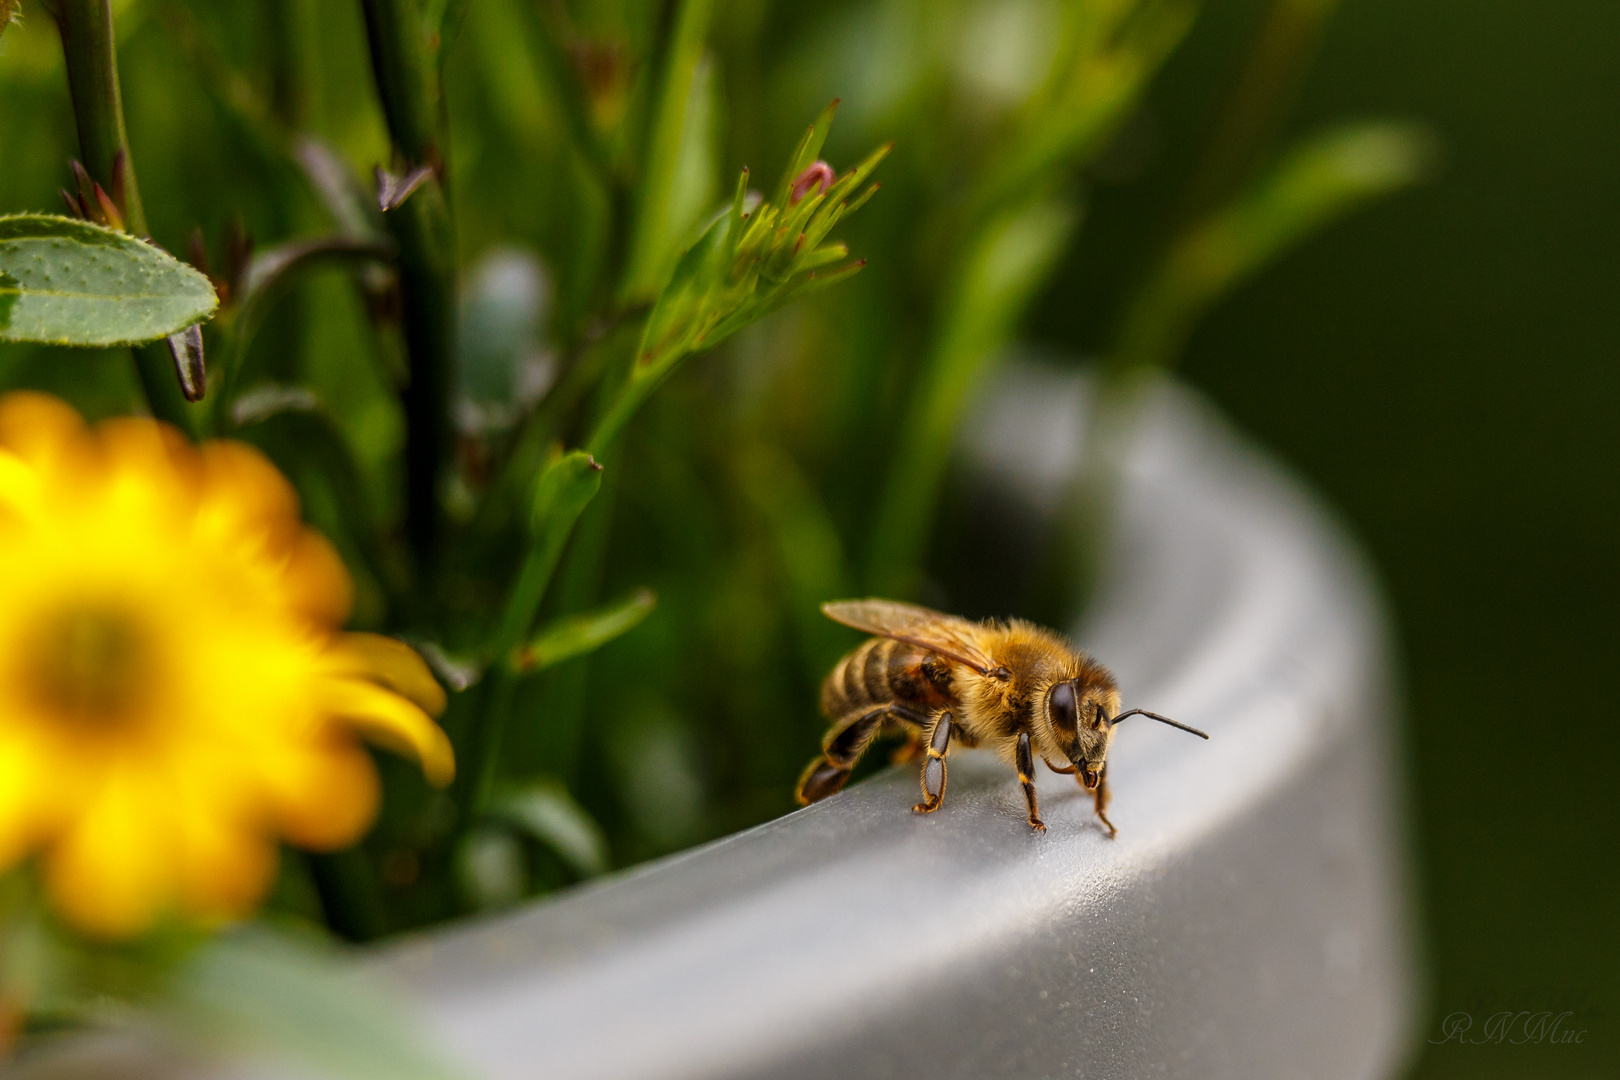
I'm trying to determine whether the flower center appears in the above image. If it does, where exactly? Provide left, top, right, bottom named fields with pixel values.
left=23, top=605, right=154, bottom=729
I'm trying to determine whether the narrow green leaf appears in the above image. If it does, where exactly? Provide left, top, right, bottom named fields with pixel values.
left=488, top=779, right=611, bottom=878
left=619, top=0, right=716, bottom=302
left=0, top=215, right=217, bottom=346
left=161, top=928, right=465, bottom=1080
left=1116, top=121, right=1433, bottom=372
left=529, top=449, right=606, bottom=536
left=489, top=451, right=606, bottom=656
left=588, top=111, right=884, bottom=457
left=634, top=207, right=735, bottom=372
left=512, top=588, right=656, bottom=672
left=975, top=0, right=1195, bottom=223
left=775, top=99, right=840, bottom=207
left=868, top=197, right=1078, bottom=593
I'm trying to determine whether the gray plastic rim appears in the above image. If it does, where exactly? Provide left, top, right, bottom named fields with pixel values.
left=370, top=372, right=1421, bottom=1080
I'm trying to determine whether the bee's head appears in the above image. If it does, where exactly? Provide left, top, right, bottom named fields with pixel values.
left=1043, top=678, right=1119, bottom=790
left=1046, top=678, right=1211, bottom=788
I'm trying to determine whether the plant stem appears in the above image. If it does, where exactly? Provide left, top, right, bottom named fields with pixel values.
left=584, top=365, right=657, bottom=460
left=53, top=0, right=197, bottom=434
left=54, top=0, right=145, bottom=232
left=359, top=0, right=457, bottom=568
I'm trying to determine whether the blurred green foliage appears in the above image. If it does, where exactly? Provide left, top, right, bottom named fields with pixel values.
left=0, top=0, right=1420, bottom=957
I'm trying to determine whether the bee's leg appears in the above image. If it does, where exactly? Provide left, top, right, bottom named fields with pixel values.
left=1016, top=732, right=1046, bottom=833
left=913, top=710, right=954, bottom=814
left=795, top=706, right=894, bottom=805
left=1092, top=769, right=1116, bottom=838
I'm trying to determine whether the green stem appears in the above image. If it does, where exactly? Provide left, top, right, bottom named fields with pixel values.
left=455, top=667, right=516, bottom=819
left=53, top=0, right=197, bottom=434
left=584, top=367, right=657, bottom=460
left=360, top=0, right=439, bottom=163
left=54, top=0, right=145, bottom=233
left=359, top=0, right=458, bottom=567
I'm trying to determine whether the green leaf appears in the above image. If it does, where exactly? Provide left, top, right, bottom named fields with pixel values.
left=774, top=99, right=840, bottom=208
left=512, top=588, right=656, bottom=672
left=1116, top=121, right=1434, bottom=372
left=974, top=0, right=1195, bottom=221
left=868, top=197, right=1079, bottom=593
left=161, top=927, right=465, bottom=1080
left=586, top=108, right=885, bottom=456
left=0, top=215, right=218, bottom=347
left=489, top=450, right=606, bottom=656
left=529, top=448, right=606, bottom=536
left=619, top=0, right=718, bottom=302
left=487, top=780, right=611, bottom=878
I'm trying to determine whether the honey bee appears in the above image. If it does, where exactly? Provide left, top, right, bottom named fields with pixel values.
left=796, top=599, right=1208, bottom=835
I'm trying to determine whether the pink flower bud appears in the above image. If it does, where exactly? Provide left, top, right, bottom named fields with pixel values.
left=790, top=161, right=836, bottom=203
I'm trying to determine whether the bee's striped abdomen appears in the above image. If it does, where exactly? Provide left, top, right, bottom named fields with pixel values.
left=819, top=637, right=951, bottom=719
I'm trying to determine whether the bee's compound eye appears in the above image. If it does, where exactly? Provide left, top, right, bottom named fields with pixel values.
left=1049, top=680, right=1077, bottom=734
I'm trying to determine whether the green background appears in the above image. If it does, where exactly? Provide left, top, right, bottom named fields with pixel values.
left=1037, top=0, right=1618, bottom=1075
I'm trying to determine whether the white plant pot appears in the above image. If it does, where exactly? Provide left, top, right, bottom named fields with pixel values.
left=376, top=368, right=1421, bottom=1080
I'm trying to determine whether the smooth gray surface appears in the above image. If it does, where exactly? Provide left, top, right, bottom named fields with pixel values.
left=369, top=374, right=1420, bottom=1080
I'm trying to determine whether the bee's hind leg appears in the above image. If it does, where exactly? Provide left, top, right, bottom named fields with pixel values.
left=795, top=705, right=895, bottom=805
left=913, top=710, right=954, bottom=814
left=1016, top=732, right=1046, bottom=833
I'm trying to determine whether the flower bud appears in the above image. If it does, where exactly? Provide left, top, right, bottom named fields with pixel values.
left=790, top=161, right=836, bottom=203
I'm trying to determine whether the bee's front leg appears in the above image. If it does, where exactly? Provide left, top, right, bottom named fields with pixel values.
left=912, top=710, right=953, bottom=814
left=1091, top=769, right=1116, bottom=839
left=1015, top=732, right=1046, bottom=833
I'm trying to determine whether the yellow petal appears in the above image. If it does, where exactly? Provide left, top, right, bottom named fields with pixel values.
left=0, top=449, right=42, bottom=522
left=96, top=416, right=203, bottom=509
left=0, top=735, right=45, bottom=869
left=282, top=531, right=353, bottom=627
left=266, top=737, right=380, bottom=851
left=0, top=393, right=85, bottom=467
left=330, top=633, right=448, bottom=716
left=174, top=804, right=278, bottom=925
left=320, top=678, right=455, bottom=787
left=42, top=772, right=175, bottom=938
left=198, top=440, right=301, bottom=533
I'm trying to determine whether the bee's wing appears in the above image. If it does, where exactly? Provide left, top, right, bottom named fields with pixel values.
left=821, top=598, right=1000, bottom=676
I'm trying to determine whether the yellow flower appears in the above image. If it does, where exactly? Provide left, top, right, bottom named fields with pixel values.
left=0, top=394, right=453, bottom=938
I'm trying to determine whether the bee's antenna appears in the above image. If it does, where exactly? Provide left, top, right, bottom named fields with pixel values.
left=1110, top=709, right=1209, bottom=739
